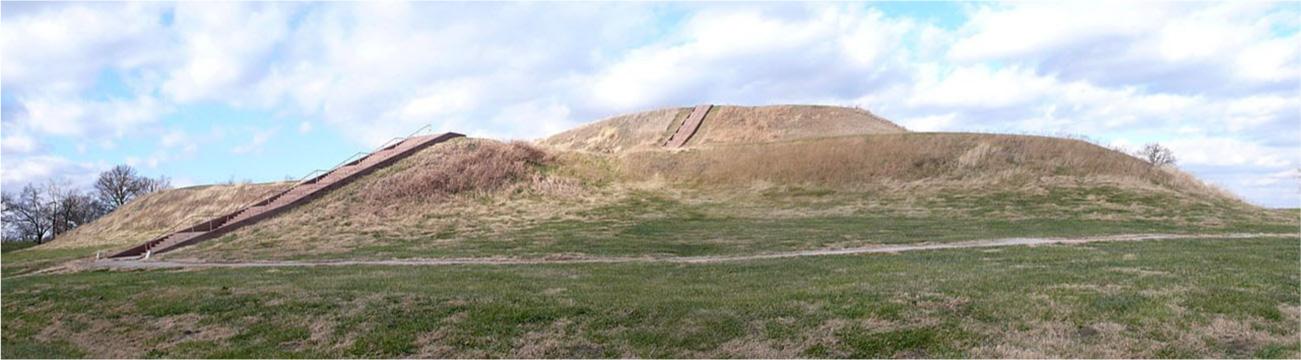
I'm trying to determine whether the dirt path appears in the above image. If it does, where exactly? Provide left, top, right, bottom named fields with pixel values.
left=76, top=232, right=1294, bottom=271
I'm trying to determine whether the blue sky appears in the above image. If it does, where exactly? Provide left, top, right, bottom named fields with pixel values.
left=2, top=2, right=1298, bottom=207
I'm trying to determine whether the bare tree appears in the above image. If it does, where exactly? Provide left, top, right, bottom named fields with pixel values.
left=46, top=181, right=106, bottom=237
left=1137, top=143, right=1176, bottom=167
left=136, top=175, right=171, bottom=194
left=1, top=184, right=54, bottom=243
left=93, top=165, right=171, bottom=210
left=1, top=192, right=18, bottom=242
left=94, top=165, right=139, bottom=209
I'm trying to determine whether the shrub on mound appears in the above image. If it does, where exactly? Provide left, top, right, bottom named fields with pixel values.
left=363, top=140, right=549, bottom=202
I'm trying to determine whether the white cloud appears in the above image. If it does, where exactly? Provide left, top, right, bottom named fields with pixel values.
left=17, top=94, right=170, bottom=137
left=1248, top=168, right=1301, bottom=187
left=1, top=3, right=170, bottom=95
left=949, top=2, right=1297, bottom=94
left=0, top=155, right=103, bottom=190
left=0, top=132, right=38, bottom=154
left=230, top=127, right=279, bottom=155
left=485, top=100, right=576, bottom=140
left=588, top=5, right=920, bottom=111
left=1, top=2, right=1297, bottom=207
left=897, top=113, right=958, bottom=132
left=161, top=3, right=295, bottom=102
left=1164, top=137, right=1293, bottom=168
left=161, top=129, right=188, bottom=148
left=908, top=66, right=1056, bottom=109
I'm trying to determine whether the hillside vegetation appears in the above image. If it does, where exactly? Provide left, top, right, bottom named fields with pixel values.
left=2, top=182, right=287, bottom=275
left=4, top=104, right=1298, bottom=358
left=158, top=107, right=1289, bottom=261
left=9, top=105, right=1288, bottom=263
left=542, top=105, right=904, bottom=153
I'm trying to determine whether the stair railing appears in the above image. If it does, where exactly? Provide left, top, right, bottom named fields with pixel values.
left=108, top=211, right=228, bottom=259
left=151, top=211, right=227, bottom=239
left=290, top=123, right=437, bottom=186
left=111, top=125, right=451, bottom=259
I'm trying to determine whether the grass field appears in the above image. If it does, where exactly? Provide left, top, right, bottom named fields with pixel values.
left=4, top=121, right=1296, bottom=358
left=3, top=236, right=1296, bottom=358
left=175, top=185, right=1293, bottom=261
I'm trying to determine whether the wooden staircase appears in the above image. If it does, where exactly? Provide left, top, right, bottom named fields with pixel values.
left=110, top=132, right=464, bottom=258
left=663, top=104, right=712, bottom=148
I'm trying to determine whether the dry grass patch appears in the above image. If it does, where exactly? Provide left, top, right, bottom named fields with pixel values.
left=622, top=133, right=1223, bottom=196
left=362, top=140, right=550, bottom=203
left=41, top=182, right=289, bottom=251
left=540, top=107, right=687, bottom=153
left=541, top=105, right=905, bottom=153
left=175, top=138, right=619, bottom=260
left=689, top=105, right=905, bottom=146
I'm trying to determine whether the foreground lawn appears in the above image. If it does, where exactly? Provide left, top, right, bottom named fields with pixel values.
left=4, top=237, right=1297, bottom=358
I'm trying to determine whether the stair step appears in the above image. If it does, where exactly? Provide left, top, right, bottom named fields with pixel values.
left=664, top=104, right=712, bottom=148
left=110, top=132, right=463, bottom=258
left=148, top=231, right=205, bottom=252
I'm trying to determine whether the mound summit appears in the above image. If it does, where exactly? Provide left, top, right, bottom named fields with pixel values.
left=543, top=105, right=906, bottom=153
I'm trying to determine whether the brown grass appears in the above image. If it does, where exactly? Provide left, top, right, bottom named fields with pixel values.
left=362, top=140, right=550, bottom=203
left=170, top=131, right=1281, bottom=261
left=620, top=132, right=1237, bottom=201
left=42, top=182, right=290, bottom=250
left=174, top=138, right=613, bottom=260
left=540, top=105, right=906, bottom=153
left=689, top=105, right=906, bottom=146
left=540, top=107, right=687, bottom=153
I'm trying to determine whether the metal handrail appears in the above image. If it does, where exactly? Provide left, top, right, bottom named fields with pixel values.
left=206, top=124, right=439, bottom=229
left=111, top=211, right=227, bottom=259
left=131, top=210, right=226, bottom=249
left=290, top=123, right=436, bottom=186
left=107, top=124, right=445, bottom=259
left=155, top=212, right=218, bottom=235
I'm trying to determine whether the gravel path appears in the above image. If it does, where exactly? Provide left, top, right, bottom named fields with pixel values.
left=80, top=232, right=1295, bottom=271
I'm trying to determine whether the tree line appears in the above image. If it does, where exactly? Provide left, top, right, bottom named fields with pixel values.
left=1, top=165, right=170, bottom=244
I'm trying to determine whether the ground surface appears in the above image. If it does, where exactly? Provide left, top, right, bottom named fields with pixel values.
left=71, top=232, right=1295, bottom=270
left=5, top=107, right=1298, bottom=358
left=4, top=236, right=1297, bottom=358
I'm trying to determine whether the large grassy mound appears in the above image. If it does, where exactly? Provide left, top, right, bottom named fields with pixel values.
left=4, top=105, right=1298, bottom=358
left=10, top=105, right=1293, bottom=264
left=170, top=132, right=1290, bottom=261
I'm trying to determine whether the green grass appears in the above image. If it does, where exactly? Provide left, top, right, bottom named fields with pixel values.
left=1, top=245, right=108, bottom=278
left=226, top=188, right=1294, bottom=261
left=4, top=237, right=1297, bottom=358
left=1, top=241, right=40, bottom=253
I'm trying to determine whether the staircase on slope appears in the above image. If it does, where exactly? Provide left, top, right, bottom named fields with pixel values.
left=663, top=104, right=712, bottom=148
left=110, top=132, right=465, bottom=259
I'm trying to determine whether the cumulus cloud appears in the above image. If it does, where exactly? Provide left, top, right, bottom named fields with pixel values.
left=0, top=1, right=1296, bottom=207
left=230, top=127, right=279, bottom=155
left=0, top=155, right=105, bottom=189
left=161, top=2, right=296, bottom=102
left=588, top=5, right=925, bottom=111
left=949, top=2, right=1299, bottom=95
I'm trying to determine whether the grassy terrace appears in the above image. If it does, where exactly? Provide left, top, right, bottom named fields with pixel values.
left=4, top=236, right=1298, bottom=358
left=180, top=186, right=1295, bottom=261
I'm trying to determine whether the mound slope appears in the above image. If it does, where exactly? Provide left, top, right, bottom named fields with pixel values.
left=31, top=104, right=1290, bottom=262
left=44, top=182, right=290, bottom=251
left=172, top=133, right=1288, bottom=261
left=541, top=104, right=904, bottom=153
